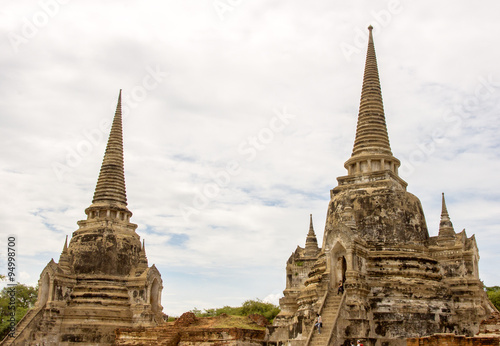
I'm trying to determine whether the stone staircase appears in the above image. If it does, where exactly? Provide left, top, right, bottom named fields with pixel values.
left=307, top=292, right=343, bottom=346
left=1, top=307, right=43, bottom=346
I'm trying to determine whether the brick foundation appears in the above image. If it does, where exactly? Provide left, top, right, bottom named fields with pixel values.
left=407, top=333, right=500, bottom=346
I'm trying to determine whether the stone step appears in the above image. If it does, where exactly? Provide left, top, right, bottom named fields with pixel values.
left=60, top=319, right=134, bottom=327
left=70, top=298, right=131, bottom=306
left=72, top=286, right=129, bottom=293
left=73, top=281, right=129, bottom=287
left=62, top=305, right=133, bottom=317
left=322, top=308, right=339, bottom=314
left=72, top=282, right=130, bottom=293
left=322, top=308, right=338, bottom=312
left=71, top=290, right=130, bottom=300
left=309, top=335, right=330, bottom=345
left=322, top=310, right=338, bottom=315
left=321, top=310, right=338, bottom=316
left=73, top=286, right=127, bottom=292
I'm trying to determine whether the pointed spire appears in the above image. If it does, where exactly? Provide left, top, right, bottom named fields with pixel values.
left=58, top=235, right=71, bottom=272
left=136, top=239, right=149, bottom=274
left=439, top=193, right=455, bottom=238
left=308, top=214, right=315, bottom=237
left=305, top=214, right=319, bottom=257
left=352, top=25, right=392, bottom=157
left=441, top=192, right=449, bottom=216
left=341, top=26, right=404, bottom=188
left=92, top=90, right=128, bottom=207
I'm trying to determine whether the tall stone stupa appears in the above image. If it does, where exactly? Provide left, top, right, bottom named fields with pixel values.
left=267, top=26, right=496, bottom=346
left=4, top=91, right=163, bottom=345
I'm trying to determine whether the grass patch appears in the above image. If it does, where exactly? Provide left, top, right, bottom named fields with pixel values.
left=210, top=316, right=266, bottom=330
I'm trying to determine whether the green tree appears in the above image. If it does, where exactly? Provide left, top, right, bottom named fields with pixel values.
left=190, top=299, right=280, bottom=322
left=0, top=283, right=38, bottom=340
left=486, top=286, right=500, bottom=311
left=240, top=299, right=281, bottom=322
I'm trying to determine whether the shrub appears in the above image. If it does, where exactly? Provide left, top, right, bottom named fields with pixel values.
left=189, top=299, right=280, bottom=322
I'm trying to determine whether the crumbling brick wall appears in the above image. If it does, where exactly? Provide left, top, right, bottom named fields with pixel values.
left=407, top=333, right=500, bottom=346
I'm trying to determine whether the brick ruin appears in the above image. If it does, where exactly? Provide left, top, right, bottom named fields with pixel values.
left=266, top=26, right=499, bottom=346
left=114, top=312, right=267, bottom=345
left=407, top=333, right=499, bottom=346
left=2, top=92, right=163, bottom=345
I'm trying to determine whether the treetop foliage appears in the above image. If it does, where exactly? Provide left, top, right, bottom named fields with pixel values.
left=190, top=299, right=280, bottom=322
left=0, top=283, right=38, bottom=340
left=486, top=286, right=500, bottom=311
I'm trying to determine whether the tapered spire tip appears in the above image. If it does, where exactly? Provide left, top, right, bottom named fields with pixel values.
left=90, top=90, right=128, bottom=208
left=63, top=235, right=68, bottom=252
left=305, top=214, right=318, bottom=256
left=439, top=193, right=455, bottom=237
left=308, top=214, right=314, bottom=236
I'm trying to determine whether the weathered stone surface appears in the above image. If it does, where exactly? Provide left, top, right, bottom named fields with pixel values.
left=175, top=312, right=198, bottom=328
left=248, top=314, right=269, bottom=328
left=326, top=187, right=429, bottom=246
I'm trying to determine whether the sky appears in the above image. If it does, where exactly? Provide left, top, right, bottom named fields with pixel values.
left=0, top=1, right=499, bottom=316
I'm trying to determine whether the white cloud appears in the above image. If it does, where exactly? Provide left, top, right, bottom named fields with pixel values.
left=0, top=1, right=499, bottom=316
left=263, top=291, right=284, bottom=306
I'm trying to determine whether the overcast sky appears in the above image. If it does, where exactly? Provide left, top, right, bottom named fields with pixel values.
left=1, top=1, right=499, bottom=316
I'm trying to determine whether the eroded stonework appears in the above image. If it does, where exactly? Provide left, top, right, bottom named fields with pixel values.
left=267, top=27, right=498, bottom=346
left=114, top=312, right=267, bottom=345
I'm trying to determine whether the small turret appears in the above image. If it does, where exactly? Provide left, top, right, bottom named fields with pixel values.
left=305, top=214, right=319, bottom=257
left=58, top=235, right=71, bottom=272
left=438, top=193, right=456, bottom=238
left=136, top=239, right=149, bottom=275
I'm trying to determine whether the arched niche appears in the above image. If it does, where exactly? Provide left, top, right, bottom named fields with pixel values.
left=37, top=273, right=51, bottom=307
left=150, top=279, right=161, bottom=313
left=330, top=242, right=347, bottom=288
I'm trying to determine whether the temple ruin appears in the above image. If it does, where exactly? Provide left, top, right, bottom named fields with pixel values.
left=1, top=25, right=498, bottom=346
left=267, top=26, right=498, bottom=346
left=3, top=92, right=163, bottom=345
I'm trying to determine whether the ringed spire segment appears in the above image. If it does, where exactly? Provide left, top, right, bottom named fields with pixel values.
left=439, top=193, right=455, bottom=238
left=341, top=26, right=405, bottom=189
left=305, top=214, right=319, bottom=257
left=91, top=90, right=128, bottom=207
left=352, top=25, right=392, bottom=157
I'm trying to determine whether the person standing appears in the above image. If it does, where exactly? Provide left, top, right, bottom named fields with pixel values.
left=314, top=313, right=322, bottom=334
left=357, top=340, right=363, bottom=346
left=338, top=281, right=344, bottom=295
